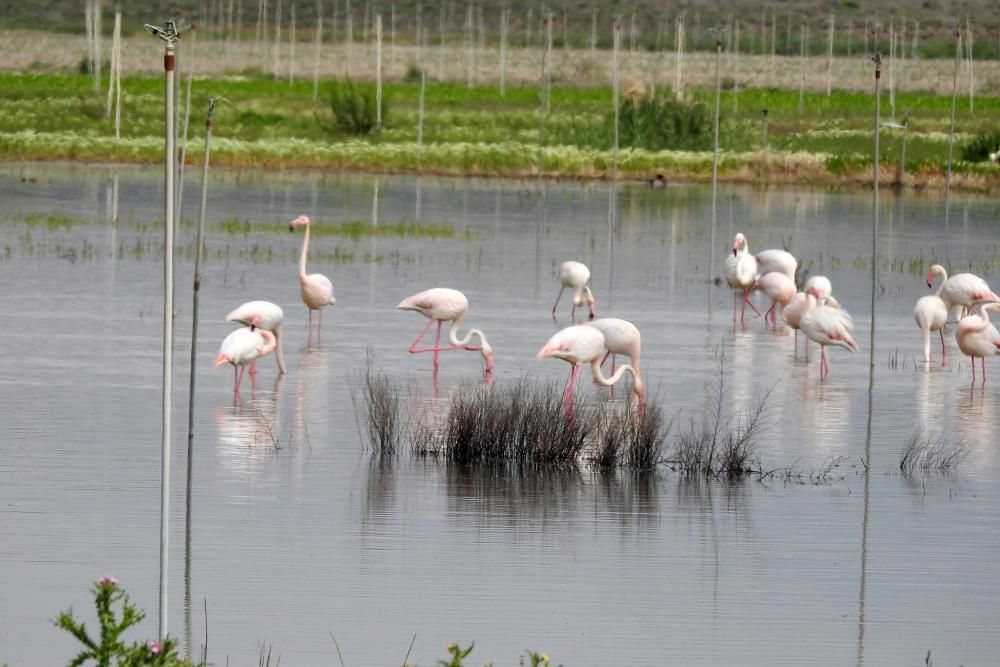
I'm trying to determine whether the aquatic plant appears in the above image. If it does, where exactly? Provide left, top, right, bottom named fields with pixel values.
left=359, top=363, right=401, bottom=455
left=899, top=428, right=969, bottom=473
left=437, top=642, right=475, bottom=667
left=54, top=577, right=200, bottom=666
left=614, top=89, right=711, bottom=151
left=590, top=395, right=669, bottom=470
left=960, top=130, right=1000, bottom=163
left=327, top=78, right=386, bottom=134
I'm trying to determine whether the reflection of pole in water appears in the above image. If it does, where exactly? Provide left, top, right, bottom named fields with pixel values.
left=415, top=176, right=422, bottom=221
left=709, top=38, right=722, bottom=318
left=535, top=181, right=547, bottom=300
left=857, top=368, right=874, bottom=667
left=370, top=177, right=379, bottom=302
left=607, top=181, right=617, bottom=310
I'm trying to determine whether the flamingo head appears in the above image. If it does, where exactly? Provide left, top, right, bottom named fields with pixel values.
left=289, top=214, right=310, bottom=231
left=821, top=295, right=842, bottom=309
left=480, top=341, right=494, bottom=371
left=212, top=353, right=230, bottom=369
left=396, top=294, right=427, bottom=314
left=632, top=375, right=646, bottom=404
left=806, top=284, right=823, bottom=299
left=732, top=232, right=746, bottom=256
left=537, top=339, right=569, bottom=362
left=926, top=263, right=945, bottom=289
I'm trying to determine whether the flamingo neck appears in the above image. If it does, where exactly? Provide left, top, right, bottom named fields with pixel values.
left=933, top=269, right=948, bottom=297
left=298, top=224, right=311, bottom=279
left=448, top=317, right=490, bottom=354
left=590, top=358, right=642, bottom=399
left=259, top=330, right=277, bottom=357
left=272, top=326, right=287, bottom=374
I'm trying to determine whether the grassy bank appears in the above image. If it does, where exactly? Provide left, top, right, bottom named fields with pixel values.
left=1, top=71, right=998, bottom=190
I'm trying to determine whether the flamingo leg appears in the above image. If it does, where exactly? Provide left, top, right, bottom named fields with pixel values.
left=408, top=319, right=469, bottom=358
left=971, top=357, right=977, bottom=384
left=764, top=302, right=776, bottom=323
left=819, top=346, right=828, bottom=379
left=551, top=287, right=565, bottom=319
left=433, top=321, right=442, bottom=370
left=562, top=364, right=580, bottom=418
left=249, top=360, right=257, bottom=376
left=733, top=290, right=739, bottom=323
left=982, top=357, right=987, bottom=385
left=940, top=330, right=946, bottom=360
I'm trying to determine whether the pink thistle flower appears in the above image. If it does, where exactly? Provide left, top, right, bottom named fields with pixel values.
left=148, top=641, right=161, bottom=654
left=96, top=576, right=119, bottom=586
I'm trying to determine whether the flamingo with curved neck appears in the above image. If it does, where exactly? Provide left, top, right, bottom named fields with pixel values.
left=213, top=328, right=277, bottom=396
left=289, top=215, right=336, bottom=335
left=538, top=325, right=645, bottom=416
left=955, top=303, right=1000, bottom=384
left=914, top=268, right=948, bottom=364
left=398, top=287, right=493, bottom=377
left=724, top=233, right=761, bottom=323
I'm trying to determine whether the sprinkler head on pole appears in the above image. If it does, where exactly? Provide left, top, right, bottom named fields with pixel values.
left=144, top=19, right=192, bottom=47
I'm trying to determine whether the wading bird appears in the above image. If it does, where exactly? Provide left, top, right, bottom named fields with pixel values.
left=783, top=286, right=820, bottom=352
left=397, top=287, right=493, bottom=377
left=955, top=303, right=1000, bottom=384
left=585, top=317, right=641, bottom=380
left=213, top=327, right=277, bottom=396
left=755, top=272, right=797, bottom=325
left=928, top=264, right=1000, bottom=320
left=800, top=296, right=858, bottom=379
left=755, top=246, right=798, bottom=281
left=725, top=233, right=760, bottom=323
left=538, top=325, right=644, bottom=416
left=225, top=300, right=286, bottom=374
left=803, top=275, right=832, bottom=300
left=914, top=273, right=949, bottom=364
left=289, top=215, right=336, bottom=333
left=552, top=260, right=596, bottom=320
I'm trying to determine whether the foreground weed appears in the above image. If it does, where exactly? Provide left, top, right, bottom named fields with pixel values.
left=54, top=577, right=200, bottom=666
left=437, top=642, right=475, bottom=667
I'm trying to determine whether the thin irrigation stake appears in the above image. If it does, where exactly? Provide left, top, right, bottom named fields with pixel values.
left=288, top=2, right=296, bottom=82
left=177, top=28, right=197, bottom=223
left=187, top=98, right=214, bottom=454
left=499, top=7, right=507, bottom=96
left=375, top=13, right=382, bottom=128
left=870, top=51, right=882, bottom=370
left=144, top=18, right=190, bottom=641
left=733, top=19, right=740, bottom=113
left=711, top=37, right=722, bottom=305
left=944, top=29, right=961, bottom=272
left=826, top=12, right=834, bottom=96
left=611, top=18, right=620, bottom=192
left=313, top=12, right=323, bottom=101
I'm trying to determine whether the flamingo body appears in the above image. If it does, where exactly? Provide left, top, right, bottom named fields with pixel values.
left=552, top=260, right=596, bottom=319
left=725, top=233, right=760, bottom=322
left=800, top=297, right=858, bottom=378
left=213, top=328, right=277, bottom=394
left=783, top=291, right=817, bottom=331
left=803, top=275, right=833, bottom=300
left=755, top=272, right=797, bottom=323
left=929, top=264, right=1000, bottom=316
left=225, top=300, right=286, bottom=374
left=756, top=248, right=798, bottom=280
left=913, top=286, right=948, bottom=365
left=955, top=304, right=1000, bottom=383
left=584, top=317, right=641, bottom=375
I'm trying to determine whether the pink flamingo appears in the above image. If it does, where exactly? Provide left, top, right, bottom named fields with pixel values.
left=799, top=296, right=858, bottom=379
left=225, top=300, right=286, bottom=375
left=213, top=327, right=277, bottom=396
left=804, top=275, right=833, bottom=300
left=783, top=287, right=819, bottom=353
left=552, top=260, right=596, bottom=320
left=755, top=246, right=798, bottom=280
left=724, top=233, right=760, bottom=322
left=585, top=317, right=641, bottom=380
left=914, top=273, right=948, bottom=364
left=929, top=264, right=1000, bottom=320
left=755, top=272, right=797, bottom=324
left=289, top=215, right=336, bottom=334
left=537, top=325, right=644, bottom=416
left=955, top=303, right=1000, bottom=384
left=397, top=287, right=493, bottom=376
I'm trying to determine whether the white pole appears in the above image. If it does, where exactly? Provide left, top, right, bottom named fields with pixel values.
left=966, top=17, right=974, bottom=114
left=499, top=7, right=507, bottom=96
left=375, top=13, right=382, bottom=128
left=770, top=11, right=776, bottom=85
left=390, top=2, right=396, bottom=70
left=799, top=21, right=805, bottom=116
left=674, top=11, right=683, bottom=92
left=733, top=19, right=740, bottom=113
left=143, top=18, right=189, bottom=641
left=870, top=52, right=881, bottom=369
left=313, top=12, right=323, bottom=100
left=590, top=7, right=596, bottom=57
left=711, top=37, right=721, bottom=249
left=345, top=0, right=352, bottom=76
left=177, top=28, right=197, bottom=225
left=612, top=18, right=619, bottom=184
left=288, top=3, right=296, bottom=82
left=943, top=30, right=961, bottom=270
left=888, top=19, right=895, bottom=119
left=94, top=0, right=103, bottom=94
left=543, top=12, right=552, bottom=113
left=826, top=13, right=834, bottom=96
left=465, top=2, right=473, bottom=87
left=273, top=0, right=282, bottom=78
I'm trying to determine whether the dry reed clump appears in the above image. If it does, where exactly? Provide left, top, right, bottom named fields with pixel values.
left=443, top=380, right=595, bottom=466
left=358, top=363, right=401, bottom=456
left=589, top=395, right=669, bottom=470
left=899, top=427, right=969, bottom=473
left=667, top=353, right=773, bottom=479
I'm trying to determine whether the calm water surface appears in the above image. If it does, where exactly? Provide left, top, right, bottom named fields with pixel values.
left=1, top=164, right=999, bottom=665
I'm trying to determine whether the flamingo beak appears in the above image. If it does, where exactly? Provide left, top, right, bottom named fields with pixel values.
left=732, top=246, right=738, bottom=257
left=926, top=281, right=933, bottom=289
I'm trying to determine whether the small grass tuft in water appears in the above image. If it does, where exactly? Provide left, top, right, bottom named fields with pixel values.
left=668, top=352, right=773, bottom=479
left=359, top=364, right=401, bottom=456
left=590, top=395, right=669, bottom=470
left=899, top=428, right=968, bottom=473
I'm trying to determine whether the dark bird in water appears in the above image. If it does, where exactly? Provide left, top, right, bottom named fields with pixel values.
left=650, top=174, right=667, bottom=189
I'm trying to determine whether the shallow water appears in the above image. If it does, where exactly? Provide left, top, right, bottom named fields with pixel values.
left=1, top=163, right=999, bottom=666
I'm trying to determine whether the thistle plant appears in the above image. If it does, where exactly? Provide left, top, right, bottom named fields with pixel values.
left=53, top=577, right=198, bottom=667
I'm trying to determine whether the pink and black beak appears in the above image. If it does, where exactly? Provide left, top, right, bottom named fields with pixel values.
left=731, top=239, right=739, bottom=257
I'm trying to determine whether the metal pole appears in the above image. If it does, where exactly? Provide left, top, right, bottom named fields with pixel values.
left=711, top=37, right=722, bottom=309
left=144, top=19, right=190, bottom=642
left=187, top=99, right=214, bottom=452
left=897, top=111, right=908, bottom=185
left=870, top=52, right=881, bottom=370
left=944, top=30, right=961, bottom=272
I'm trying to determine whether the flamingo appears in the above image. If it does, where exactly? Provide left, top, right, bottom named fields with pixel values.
left=804, top=275, right=833, bottom=300
left=955, top=303, right=1000, bottom=384
left=537, top=325, right=644, bottom=415
left=724, top=233, right=760, bottom=322
left=929, top=264, right=1000, bottom=320
left=289, top=215, right=336, bottom=333
left=800, top=296, right=859, bottom=379
left=397, top=287, right=493, bottom=376
left=213, top=327, right=277, bottom=396
left=755, top=272, right=797, bottom=324
left=585, top=317, right=641, bottom=381
left=225, top=300, right=286, bottom=374
left=783, top=289, right=818, bottom=352
left=914, top=271, right=949, bottom=364
left=756, top=246, right=798, bottom=280
left=552, top=260, right=596, bottom=320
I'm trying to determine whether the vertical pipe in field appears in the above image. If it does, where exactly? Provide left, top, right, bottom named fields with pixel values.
left=375, top=13, right=382, bottom=128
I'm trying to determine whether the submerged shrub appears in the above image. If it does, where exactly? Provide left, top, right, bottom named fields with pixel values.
left=327, top=78, right=387, bottom=134
left=612, top=89, right=711, bottom=151
left=899, top=428, right=968, bottom=473
left=959, top=130, right=1000, bottom=163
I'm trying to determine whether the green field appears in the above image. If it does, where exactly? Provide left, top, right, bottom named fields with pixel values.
left=1, top=71, right=998, bottom=189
